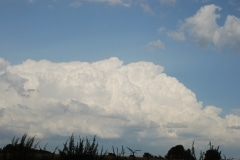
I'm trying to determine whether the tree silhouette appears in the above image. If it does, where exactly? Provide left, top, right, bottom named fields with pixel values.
left=143, top=152, right=153, bottom=159
left=204, top=142, right=221, bottom=160
left=165, top=144, right=196, bottom=160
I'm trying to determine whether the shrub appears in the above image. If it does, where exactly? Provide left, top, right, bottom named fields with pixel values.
left=107, top=146, right=126, bottom=160
left=203, top=142, right=221, bottom=160
left=58, top=134, right=106, bottom=160
left=1, top=133, right=38, bottom=160
left=165, top=144, right=196, bottom=160
left=1, top=133, right=56, bottom=160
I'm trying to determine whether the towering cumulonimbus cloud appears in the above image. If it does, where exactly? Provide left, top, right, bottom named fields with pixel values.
left=0, top=57, right=239, bottom=149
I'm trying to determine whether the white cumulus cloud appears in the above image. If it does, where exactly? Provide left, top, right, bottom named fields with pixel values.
left=0, top=57, right=239, bottom=154
left=181, top=4, right=221, bottom=48
left=170, top=4, right=240, bottom=51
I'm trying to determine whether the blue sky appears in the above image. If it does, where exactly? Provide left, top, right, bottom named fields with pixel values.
left=0, top=0, right=240, bottom=158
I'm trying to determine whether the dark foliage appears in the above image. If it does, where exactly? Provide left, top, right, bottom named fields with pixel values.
left=0, top=133, right=55, bottom=160
left=58, top=134, right=106, bottom=160
left=165, top=144, right=196, bottom=160
left=203, top=142, right=221, bottom=160
left=108, top=146, right=126, bottom=160
left=143, top=152, right=153, bottom=159
left=0, top=134, right=235, bottom=160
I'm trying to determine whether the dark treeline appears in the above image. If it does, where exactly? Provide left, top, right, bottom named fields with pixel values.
left=0, top=133, right=236, bottom=160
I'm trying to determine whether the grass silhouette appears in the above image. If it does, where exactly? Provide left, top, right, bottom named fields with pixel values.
left=0, top=133, right=237, bottom=160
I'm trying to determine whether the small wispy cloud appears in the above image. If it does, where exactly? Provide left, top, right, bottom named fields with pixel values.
left=157, top=26, right=167, bottom=34
left=27, top=0, right=36, bottom=3
left=147, top=39, right=165, bottom=51
left=160, top=0, right=176, bottom=6
left=140, top=3, right=154, bottom=15
left=48, top=4, right=53, bottom=8
left=167, top=30, right=185, bottom=41
left=87, top=0, right=131, bottom=7
left=69, top=1, right=82, bottom=8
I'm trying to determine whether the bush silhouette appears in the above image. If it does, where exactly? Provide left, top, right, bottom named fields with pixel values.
left=0, top=133, right=235, bottom=160
left=165, top=144, right=196, bottom=160
left=1, top=133, right=55, bottom=160
left=1, top=133, right=37, bottom=160
left=143, top=152, right=153, bottom=159
left=203, top=142, right=221, bottom=160
left=58, top=134, right=106, bottom=160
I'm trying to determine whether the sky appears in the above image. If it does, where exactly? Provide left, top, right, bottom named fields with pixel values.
left=0, top=0, right=240, bottom=158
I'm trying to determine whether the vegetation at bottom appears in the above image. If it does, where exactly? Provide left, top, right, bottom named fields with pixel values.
left=0, top=133, right=237, bottom=160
